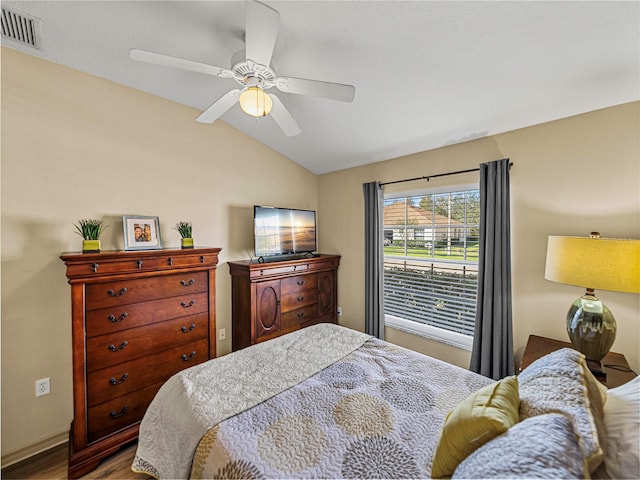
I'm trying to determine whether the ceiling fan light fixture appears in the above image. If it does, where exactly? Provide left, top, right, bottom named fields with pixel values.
left=239, top=86, right=272, bottom=117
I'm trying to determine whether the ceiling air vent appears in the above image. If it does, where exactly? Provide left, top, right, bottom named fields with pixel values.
left=1, top=7, right=41, bottom=49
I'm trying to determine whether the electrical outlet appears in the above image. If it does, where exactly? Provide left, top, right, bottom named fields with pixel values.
left=337, top=306, right=343, bottom=316
left=35, top=377, right=50, bottom=397
left=218, top=328, right=226, bottom=341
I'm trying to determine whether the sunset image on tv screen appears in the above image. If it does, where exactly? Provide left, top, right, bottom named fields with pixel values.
left=255, top=208, right=316, bottom=256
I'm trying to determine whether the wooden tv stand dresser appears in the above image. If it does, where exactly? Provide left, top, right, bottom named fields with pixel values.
left=228, top=254, right=340, bottom=351
left=60, top=247, right=221, bottom=478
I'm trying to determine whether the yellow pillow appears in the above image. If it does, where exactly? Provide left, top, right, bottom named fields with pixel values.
left=431, top=375, right=520, bottom=478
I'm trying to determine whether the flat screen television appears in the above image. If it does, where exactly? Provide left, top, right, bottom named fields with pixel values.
left=254, top=206, right=317, bottom=259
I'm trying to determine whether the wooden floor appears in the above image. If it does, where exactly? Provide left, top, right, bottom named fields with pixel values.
left=1, top=442, right=153, bottom=480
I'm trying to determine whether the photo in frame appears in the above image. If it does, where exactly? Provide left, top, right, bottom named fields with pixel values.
left=123, top=215, right=162, bottom=250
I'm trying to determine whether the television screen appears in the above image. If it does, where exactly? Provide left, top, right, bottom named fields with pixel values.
left=254, top=206, right=317, bottom=258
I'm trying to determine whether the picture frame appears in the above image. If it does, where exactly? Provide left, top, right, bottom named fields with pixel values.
left=123, top=215, right=162, bottom=250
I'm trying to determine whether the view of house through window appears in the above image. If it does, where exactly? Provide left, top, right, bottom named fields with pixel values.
left=383, top=185, right=480, bottom=349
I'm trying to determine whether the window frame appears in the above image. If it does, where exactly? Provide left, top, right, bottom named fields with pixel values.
left=383, top=183, right=479, bottom=350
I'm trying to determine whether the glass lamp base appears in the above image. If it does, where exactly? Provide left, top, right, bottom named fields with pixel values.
left=566, top=292, right=616, bottom=364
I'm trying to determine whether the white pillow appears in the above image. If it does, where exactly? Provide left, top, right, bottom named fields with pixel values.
left=603, top=376, right=640, bottom=480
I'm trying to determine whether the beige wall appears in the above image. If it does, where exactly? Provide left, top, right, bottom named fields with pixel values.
left=320, top=101, right=640, bottom=371
left=1, top=48, right=318, bottom=460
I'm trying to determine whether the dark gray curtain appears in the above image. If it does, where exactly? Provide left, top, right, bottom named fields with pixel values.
left=470, top=158, right=513, bottom=380
left=363, top=181, right=385, bottom=339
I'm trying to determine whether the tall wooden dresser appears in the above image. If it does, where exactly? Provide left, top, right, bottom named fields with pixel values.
left=229, top=254, right=340, bottom=351
left=60, top=247, right=221, bottom=478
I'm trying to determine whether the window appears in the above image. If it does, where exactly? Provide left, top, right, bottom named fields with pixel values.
left=383, top=185, right=479, bottom=350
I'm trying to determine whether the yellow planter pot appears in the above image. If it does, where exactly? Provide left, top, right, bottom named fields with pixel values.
left=181, top=238, right=194, bottom=249
left=82, top=239, right=101, bottom=253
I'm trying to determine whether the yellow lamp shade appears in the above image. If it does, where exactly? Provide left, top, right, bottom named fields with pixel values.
left=239, top=86, right=273, bottom=117
left=545, top=235, right=640, bottom=293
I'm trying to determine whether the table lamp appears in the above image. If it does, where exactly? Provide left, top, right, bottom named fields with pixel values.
left=544, top=233, right=640, bottom=375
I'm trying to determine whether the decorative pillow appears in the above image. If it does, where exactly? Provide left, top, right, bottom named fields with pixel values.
left=602, top=376, right=640, bottom=480
left=518, top=347, right=606, bottom=473
left=452, top=413, right=586, bottom=479
left=430, top=375, right=519, bottom=478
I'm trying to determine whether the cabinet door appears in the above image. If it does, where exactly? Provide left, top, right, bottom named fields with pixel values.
left=255, top=280, right=281, bottom=339
left=318, top=270, right=336, bottom=317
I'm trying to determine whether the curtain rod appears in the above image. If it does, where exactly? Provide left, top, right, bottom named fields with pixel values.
left=380, top=159, right=513, bottom=187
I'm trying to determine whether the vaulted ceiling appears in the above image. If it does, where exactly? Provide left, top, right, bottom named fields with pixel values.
left=3, top=1, right=638, bottom=174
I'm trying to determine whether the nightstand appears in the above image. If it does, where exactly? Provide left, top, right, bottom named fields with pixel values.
left=520, top=334, right=637, bottom=389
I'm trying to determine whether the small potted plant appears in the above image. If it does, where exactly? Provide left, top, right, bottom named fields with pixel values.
left=175, top=221, right=194, bottom=249
left=74, top=219, right=106, bottom=253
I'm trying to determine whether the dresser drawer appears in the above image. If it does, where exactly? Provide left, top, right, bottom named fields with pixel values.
left=86, top=292, right=209, bottom=337
left=87, top=382, right=162, bottom=443
left=65, top=257, right=157, bottom=278
left=281, top=274, right=317, bottom=295
left=281, top=289, right=317, bottom=312
left=156, top=252, right=219, bottom=269
left=87, top=338, right=209, bottom=407
left=281, top=304, right=318, bottom=330
left=86, top=311, right=209, bottom=372
left=85, top=272, right=208, bottom=310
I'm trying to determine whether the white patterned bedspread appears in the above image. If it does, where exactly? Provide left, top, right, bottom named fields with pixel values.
left=132, top=323, right=492, bottom=479
left=190, top=335, right=492, bottom=479
left=132, top=323, right=372, bottom=479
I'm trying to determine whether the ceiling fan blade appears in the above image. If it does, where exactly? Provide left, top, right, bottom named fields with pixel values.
left=196, top=89, right=241, bottom=123
left=268, top=94, right=301, bottom=137
left=275, top=76, right=355, bottom=103
left=245, top=0, right=279, bottom=67
left=130, top=49, right=233, bottom=78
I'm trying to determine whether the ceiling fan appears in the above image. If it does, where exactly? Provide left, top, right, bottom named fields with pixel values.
left=129, top=0, right=355, bottom=137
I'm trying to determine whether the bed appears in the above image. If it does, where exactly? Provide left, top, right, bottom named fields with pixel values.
left=131, top=323, right=639, bottom=479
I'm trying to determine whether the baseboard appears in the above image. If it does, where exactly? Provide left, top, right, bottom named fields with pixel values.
left=1, top=430, right=68, bottom=468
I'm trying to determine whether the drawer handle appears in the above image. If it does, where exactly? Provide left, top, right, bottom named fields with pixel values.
left=108, top=341, right=128, bottom=352
left=180, top=279, right=195, bottom=287
left=92, top=263, right=99, bottom=273
left=168, top=257, right=173, bottom=266
left=181, top=300, right=196, bottom=308
left=182, top=351, right=197, bottom=361
left=109, top=373, right=129, bottom=385
left=200, top=256, right=205, bottom=263
left=297, top=296, right=304, bottom=302
left=107, top=287, right=127, bottom=297
left=297, top=312, right=305, bottom=318
left=297, top=280, right=304, bottom=286
left=181, top=324, right=196, bottom=333
left=109, top=405, right=129, bottom=419
left=137, top=260, right=143, bottom=269
left=108, top=312, right=128, bottom=323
